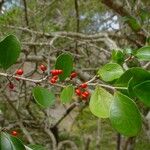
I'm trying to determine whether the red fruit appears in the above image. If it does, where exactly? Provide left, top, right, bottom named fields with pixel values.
left=8, top=82, right=14, bottom=89
left=70, top=72, right=77, bottom=79
left=80, top=83, right=88, bottom=88
left=81, top=93, right=88, bottom=100
left=11, top=130, right=18, bottom=136
left=50, top=70, right=55, bottom=75
left=50, top=78, right=56, bottom=84
left=50, top=70, right=63, bottom=76
left=50, top=70, right=58, bottom=76
left=82, top=91, right=90, bottom=97
left=40, top=64, right=47, bottom=72
left=75, top=88, right=81, bottom=96
left=53, top=75, right=58, bottom=80
left=15, top=77, right=20, bottom=81
left=58, top=70, right=63, bottom=74
left=16, top=69, right=23, bottom=75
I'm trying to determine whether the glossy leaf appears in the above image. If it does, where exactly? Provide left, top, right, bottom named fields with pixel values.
left=0, top=35, right=21, bottom=70
left=55, top=53, right=73, bottom=81
left=32, top=86, right=55, bottom=108
left=0, top=132, right=26, bottom=150
left=60, top=85, right=74, bottom=104
left=98, top=63, right=124, bottom=82
left=111, top=50, right=125, bottom=65
left=127, top=68, right=150, bottom=97
left=89, top=86, right=113, bottom=118
left=116, top=67, right=150, bottom=87
left=110, top=92, right=142, bottom=137
left=135, top=46, right=150, bottom=61
left=133, top=81, right=150, bottom=107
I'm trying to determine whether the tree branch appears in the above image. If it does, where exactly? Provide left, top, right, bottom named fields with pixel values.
left=101, top=0, right=146, bottom=44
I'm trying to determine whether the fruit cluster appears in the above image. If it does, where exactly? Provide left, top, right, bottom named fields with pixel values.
left=8, top=64, right=90, bottom=101
left=75, top=83, right=90, bottom=101
left=50, top=69, right=63, bottom=84
left=39, top=65, right=90, bottom=101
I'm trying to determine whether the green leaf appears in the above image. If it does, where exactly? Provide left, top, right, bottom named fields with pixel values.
left=133, top=81, right=150, bottom=107
left=127, top=68, right=150, bottom=97
left=0, top=35, right=21, bottom=70
left=116, top=67, right=150, bottom=87
left=135, top=46, right=150, bottom=61
left=0, top=132, right=26, bottom=150
left=60, top=85, right=74, bottom=104
left=124, top=16, right=141, bottom=31
left=89, top=86, right=113, bottom=118
left=111, top=50, right=125, bottom=65
left=32, top=86, right=55, bottom=108
left=98, top=63, right=124, bottom=82
left=55, top=53, right=73, bottom=81
left=110, top=92, right=142, bottom=137
left=115, top=67, right=150, bottom=98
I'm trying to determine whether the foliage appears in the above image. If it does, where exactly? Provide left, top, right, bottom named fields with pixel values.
left=0, top=0, right=150, bottom=149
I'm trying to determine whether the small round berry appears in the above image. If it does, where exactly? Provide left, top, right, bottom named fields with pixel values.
left=50, top=70, right=58, bottom=76
left=53, top=75, right=58, bottom=80
left=82, top=91, right=90, bottom=97
left=15, top=77, right=20, bottom=81
left=81, top=93, right=88, bottom=100
left=16, top=69, right=23, bottom=76
left=58, top=70, right=63, bottom=74
left=11, top=130, right=18, bottom=136
left=80, top=83, right=88, bottom=88
left=50, top=78, right=56, bottom=84
left=70, top=72, right=77, bottom=79
left=50, top=69, right=63, bottom=76
left=40, top=64, right=47, bottom=72
left=75, top=88, right=81, bottom=96
left=8, top=82, right=14, bottom=89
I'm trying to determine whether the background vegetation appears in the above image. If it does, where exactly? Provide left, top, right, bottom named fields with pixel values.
left=0, top=0, right=150, bottom=149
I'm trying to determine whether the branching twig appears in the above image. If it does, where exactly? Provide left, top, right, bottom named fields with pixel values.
left=51, top=102, right=78, bottom=129
left=22, top=0, right=29, bottom=26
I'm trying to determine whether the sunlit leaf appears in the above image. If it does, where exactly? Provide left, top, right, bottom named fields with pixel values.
left=89, top=86, right=113, bottom=118
left=98, top=63, right=124, bottom=82
left=60, top=85, right=74, bottom=104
